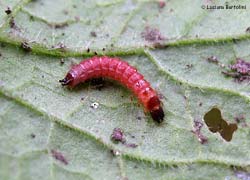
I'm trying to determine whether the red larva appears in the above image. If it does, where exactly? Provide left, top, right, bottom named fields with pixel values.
left=59, top=56, right=164, bottom=123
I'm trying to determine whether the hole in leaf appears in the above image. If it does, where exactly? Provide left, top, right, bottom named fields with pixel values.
left=204, top=107, right=237, bottom=141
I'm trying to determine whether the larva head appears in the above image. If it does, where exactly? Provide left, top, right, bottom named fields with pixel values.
left=147, top=96, right=164, bottom=123
left=59, top=73, right=74, bottom=87
left=150, top=106, right=164, bottom=123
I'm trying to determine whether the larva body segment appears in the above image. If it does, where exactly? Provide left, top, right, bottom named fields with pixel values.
left=59, top=56, right=164, bottom=123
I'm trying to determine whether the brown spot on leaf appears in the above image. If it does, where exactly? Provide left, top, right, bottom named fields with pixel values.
left=152, top=42, right=167, bottom=48
left=207, top=56, right=219, bottom=64
left=141, top=26, right=165, bottom=42
left=90, top=31, right=97, bottom=37
left=234, top=114, right=245, bottom=123
left=204, top=107, right=237, bottom=141
left=21, top=41, right=32, bottom=52
left=54, top=22, right=68, bottom=29
left=191, top=119, right=208, bottom=144
left=51, top=149, right=68, bottom=165
left=186, top=64, right=193, bottom=69
left=111, top=128, right=138, bottom=148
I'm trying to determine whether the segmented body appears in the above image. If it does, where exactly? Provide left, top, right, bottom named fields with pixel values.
left=59, top=56, right=164, bottom=123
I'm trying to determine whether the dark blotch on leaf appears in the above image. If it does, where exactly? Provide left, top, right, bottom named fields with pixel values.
left=246, top=27, right=250, bottom=33
left=90, top=31, right=97, bottom=37
left=9, top=17, right=16, bottom=28
left=30, top=133, right=36, bottom=138
left=204, top=107, right=237, bottom=142
left=9, top=17, right=21, bottom=31
left=5, top=7, right=12, bottom=15
left=234, top=114, right=247, bottom=127
left=232, top=38, right=239, bottom=43
left=30, top=15, right=34, bottom=21
left=60, top=58, right=65, bottom=65
left=54, top=22, right=68, bottom=29
left=186, top=64, right=193, bottom=69
left=234, top=114, right=245, bottom=123
left=110, top=149, right=121, bottom=156
left=51, top=149, right=68, bottom=165
left=207, top=56, right=219, bottom=64
left=21, top=41, right=32, bottom=52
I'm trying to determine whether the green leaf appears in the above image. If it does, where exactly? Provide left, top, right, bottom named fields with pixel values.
left=1, top=0, right=250, bottom=179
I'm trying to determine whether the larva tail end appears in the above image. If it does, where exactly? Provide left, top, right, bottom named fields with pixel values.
left=59, top=77, right=73, bottom=86
left=150, top=106, right=164, bottom=123
left=59, top=73, right=74, bottom=86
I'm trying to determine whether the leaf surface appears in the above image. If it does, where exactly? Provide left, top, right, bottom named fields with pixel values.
left=1, top=0, right=250, bottom=179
